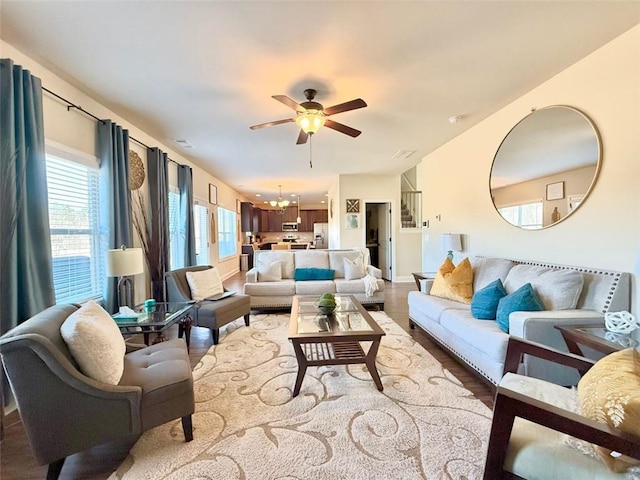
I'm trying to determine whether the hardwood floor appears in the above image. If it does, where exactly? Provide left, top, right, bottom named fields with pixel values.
left=0, top=272, right=494, bottom=479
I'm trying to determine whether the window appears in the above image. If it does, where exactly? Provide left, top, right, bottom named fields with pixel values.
left=46, top=150, right=103, bottom=303
left=193, top=201, right=209, bottom=265
left=498, top=201, right=543, bottom=229
left=169, top=190, right=210, bottom=268
left=217, top=206, right=237, bottom=259
left=168, top=187, right=181, bottom=269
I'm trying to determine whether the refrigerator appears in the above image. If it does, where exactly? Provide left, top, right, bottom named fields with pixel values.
left=313, top=223, right=328, bottom=249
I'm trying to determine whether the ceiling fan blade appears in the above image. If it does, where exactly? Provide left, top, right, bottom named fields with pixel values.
left=323, top=98, right=367, bottom=116
left=325, top=119, right=361, bottom=138
left=272, top=95, right=304, bottom=111
left=296, top=129, right=309, bottom=145
left=249, top=118, right=294, bottom=130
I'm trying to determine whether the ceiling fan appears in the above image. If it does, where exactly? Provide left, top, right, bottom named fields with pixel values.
left=249, top=88, right=367, bottom=145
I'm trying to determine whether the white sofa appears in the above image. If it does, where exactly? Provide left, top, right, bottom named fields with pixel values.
left=244, top=249, right=385, bottom=310
left=408, top=257, right=630, bottom=386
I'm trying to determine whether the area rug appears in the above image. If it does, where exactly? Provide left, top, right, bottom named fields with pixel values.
left=109, top=312, right=492, bottom=480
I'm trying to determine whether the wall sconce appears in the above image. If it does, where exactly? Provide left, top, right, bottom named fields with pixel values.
left=106, top=245, right=144, bottom=308
left=441, top=233, right=462, bottom=261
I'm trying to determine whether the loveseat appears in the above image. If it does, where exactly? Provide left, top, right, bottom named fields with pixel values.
left=243, top=248, right=385, bottom=310
left=408, top=257, right=630, bottom=386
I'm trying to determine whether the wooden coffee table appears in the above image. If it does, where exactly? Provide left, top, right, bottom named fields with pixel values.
left=288, top=295, right=386, bottom=397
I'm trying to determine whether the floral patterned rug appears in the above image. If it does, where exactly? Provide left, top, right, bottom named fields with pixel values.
left=109, top=312, right=491, bottom=480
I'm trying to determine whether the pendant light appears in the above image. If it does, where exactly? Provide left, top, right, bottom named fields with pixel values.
left=296, top=195, right=302, bottom=224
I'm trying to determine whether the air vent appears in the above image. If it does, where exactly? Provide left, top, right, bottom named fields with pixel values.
left=174, top=139, right=194, bottom=149
left=392, top=150, right=416, bottom=159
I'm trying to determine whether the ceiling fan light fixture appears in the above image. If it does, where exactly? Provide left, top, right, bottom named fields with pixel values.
left=296, top=110, right=326, bottom=134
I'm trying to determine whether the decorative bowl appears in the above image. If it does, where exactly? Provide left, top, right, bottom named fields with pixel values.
left=317, top=305, right=336, bottom=315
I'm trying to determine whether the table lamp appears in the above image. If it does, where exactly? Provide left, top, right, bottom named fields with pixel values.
left=106, top=245, right=144, bottom=308
left=441, top=233, right=462, bottom=261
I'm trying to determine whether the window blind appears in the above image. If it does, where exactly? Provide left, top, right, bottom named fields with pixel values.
left=194, top=201, right=209, bottom=265
left=46, top=154, right=103, bottom=303
left=217, top=206, right=237, bottom=259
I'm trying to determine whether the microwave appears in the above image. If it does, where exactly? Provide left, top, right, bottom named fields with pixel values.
left=282, top=222, right=298, bottom=232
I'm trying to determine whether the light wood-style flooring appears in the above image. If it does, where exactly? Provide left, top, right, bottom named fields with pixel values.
left=0, top=272, right=494, bottom=479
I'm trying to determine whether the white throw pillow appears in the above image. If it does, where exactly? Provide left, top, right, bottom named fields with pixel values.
left=60, top=301, right=126, bottom=385
left=258, top=261, right=283, bottom=282
left=344, top=256, right=365, bottom=280
left=186, top=268, right=224, bottom=301
left=503, top=264, right=584, bottom=310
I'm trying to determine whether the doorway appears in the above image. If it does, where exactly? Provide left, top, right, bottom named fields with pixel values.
left=365, top=202, right=392, bottom=280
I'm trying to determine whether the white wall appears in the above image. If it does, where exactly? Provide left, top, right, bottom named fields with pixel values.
left=418, top=25, right=640, bottom=315
left=2, top=39, right=245, bottom=304
left=336, top=174, right=419, bottom=282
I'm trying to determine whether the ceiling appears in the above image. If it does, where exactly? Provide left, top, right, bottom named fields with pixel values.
left=2, top=1, right=639, bottom=205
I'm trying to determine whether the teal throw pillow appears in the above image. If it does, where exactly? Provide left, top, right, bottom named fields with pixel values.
left=294, top=268, right=335, bottom=281
left=471, top=279, right=507, bottom=320
left=496, top=283, right=544, bottom=333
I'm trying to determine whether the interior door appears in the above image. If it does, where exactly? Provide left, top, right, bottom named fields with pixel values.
left=377, top=203, right=392, bottom=280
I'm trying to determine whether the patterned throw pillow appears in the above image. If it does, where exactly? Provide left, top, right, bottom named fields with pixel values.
left=60, top=301, right=126, bottom=385
left=578, top=348, right=640, bottom=472
left=186, top=267, right=224, bottom=300
left=430, top=257, right=474, bottom=304
left=495, top=283, right=544, bottom=333
left=471, top=278, right=507, bottom=320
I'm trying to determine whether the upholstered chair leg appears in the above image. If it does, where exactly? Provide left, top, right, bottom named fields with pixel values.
left=212, top=328, right=220, bottom=345
left=181, top=415, right=194, bottom=442
left=244, top=314, right=250, bottom=326
left=47, top=457, right=65, bottom=480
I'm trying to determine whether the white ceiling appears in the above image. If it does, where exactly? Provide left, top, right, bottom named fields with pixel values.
left=2, top=1, right=639, bottom=204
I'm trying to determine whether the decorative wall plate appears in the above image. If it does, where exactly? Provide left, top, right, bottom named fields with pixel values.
left=346, top=199, right=360, bottom=213
left=129, top=150, right=145, bottom=190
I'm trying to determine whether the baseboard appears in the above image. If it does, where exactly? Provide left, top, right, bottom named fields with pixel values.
left=394, top=275, right=414, bottom=283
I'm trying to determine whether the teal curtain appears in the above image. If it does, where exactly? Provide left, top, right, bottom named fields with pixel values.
left=0, top=58, right=55, bottom=334
left=98, top=120, right=132, bottom=313
left=146, top=147, right=169, bottom=300
left=178, top=164, right=196, bottom=266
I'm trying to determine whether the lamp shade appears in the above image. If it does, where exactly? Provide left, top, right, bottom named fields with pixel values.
left=106, top=247, right=144, bottom=277
left=441, top=233, right=462, bottom=252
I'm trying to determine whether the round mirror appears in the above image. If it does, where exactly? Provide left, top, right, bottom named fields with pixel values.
left=490, top=105, right=601, bottom=229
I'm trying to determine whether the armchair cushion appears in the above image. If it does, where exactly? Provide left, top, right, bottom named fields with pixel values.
left=186, top=267, right=223, bottom=301
left=59, top=301, right=126, bottom=385
left=578, top=348, right=640, bottom=472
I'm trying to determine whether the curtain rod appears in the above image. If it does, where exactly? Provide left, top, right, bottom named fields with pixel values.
left=42, top=86, right=182, bottom=166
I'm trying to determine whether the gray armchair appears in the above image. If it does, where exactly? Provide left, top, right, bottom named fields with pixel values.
left=0, top=304, right=194, bottom=480
left=164, top=265, right=251, bottom=344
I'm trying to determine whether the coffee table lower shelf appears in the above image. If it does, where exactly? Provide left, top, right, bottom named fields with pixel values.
left=291, top=339, right=383, bottom=397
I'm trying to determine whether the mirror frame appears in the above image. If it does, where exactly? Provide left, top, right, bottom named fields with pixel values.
left=490, top=105, right=602, bottom=230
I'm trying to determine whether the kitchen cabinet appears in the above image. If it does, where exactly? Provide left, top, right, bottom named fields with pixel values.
left=282, top=207, right=297, bottom=223
left=240, top=202, right=254, bottom=232
left=267, top=210, right=280, bottom=232
left=261, top=209, right=270, bottom=232
left=251, top=207, right=261, bottom=232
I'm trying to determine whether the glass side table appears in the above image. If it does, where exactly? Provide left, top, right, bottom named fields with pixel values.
left=112, top=302, right=195, bottom=349
left=555, top=323, right=638, bottom=376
